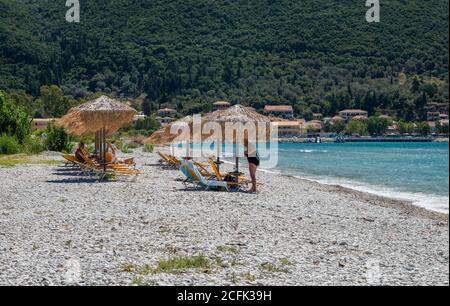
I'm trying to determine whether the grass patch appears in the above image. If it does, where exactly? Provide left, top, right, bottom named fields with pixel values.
left=118, top=262, right=138, bottom=273
left=280, top=258, right=294, bottom=266
left=260, top=262, right=290, bottom=274
left=0, top=155, right=61, bottom=167
left=152, top=255, right=211, bottom=274
left=227, top=272, right=239, bottom=283
left=143, top=143, right=155, bottom=153
left=131, top=276, right=157, bottom=286
left=119, top=255, right=212, bottom=276
left=242, top=272, right=257, bottom=282
left=217, top=245, right=239, bottom=254
left=157, top=226, right=170, bottom=235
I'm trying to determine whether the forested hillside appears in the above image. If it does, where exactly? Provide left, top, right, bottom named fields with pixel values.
left=0, top=0, right=448, bottom=120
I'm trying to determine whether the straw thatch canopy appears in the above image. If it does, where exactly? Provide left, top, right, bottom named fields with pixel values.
left=144, top=105, right=271, bottom=145
left=203, top=104, right=270, bottom=124
left=58, top=95, right=137, bottom=136
left=144, top=116, right=193, bottom=145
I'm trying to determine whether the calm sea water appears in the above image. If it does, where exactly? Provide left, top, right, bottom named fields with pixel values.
left=186, top=142, right=449, bottom=213
left=262, top=142, right=449, bottom=213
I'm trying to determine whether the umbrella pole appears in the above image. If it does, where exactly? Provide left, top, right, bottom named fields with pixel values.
left=95, top=131, right=99, bottom=157
left=98, top=130, right=102, bottom=164
left=102, top=127, right=107, bottom=172
left=216, top=141, right=221, bottom=172
left=235, top=142, right=239, bottom=173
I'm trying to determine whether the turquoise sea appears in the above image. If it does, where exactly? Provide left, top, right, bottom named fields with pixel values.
left=184, top=141, right=449, bottom=213
left=259, top=142, right=449, bottom=213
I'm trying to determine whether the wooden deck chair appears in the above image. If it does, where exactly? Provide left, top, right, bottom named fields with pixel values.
left=207, top=158, right=249, bottom=189
left=157, top=151, right=180, bottom=168
left=80, top=152, right=143, bottom=176
left=62, top=154, right=78, bottom=167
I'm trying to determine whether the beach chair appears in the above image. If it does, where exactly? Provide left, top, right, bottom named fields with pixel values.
left=208, top=158, right=225, bottom=181
left=80, top=152, right=144, bottom=176
left=208, top=158, right=250, bottom=188
left=180, top=160, right=230, bottom=191
left=183, top=160, right=229, bottom=191
left=157, top=151, right=181, bottom=168
left=62, top=154, right=78, bottom=167
left=158, top=151, right=211, bottom=174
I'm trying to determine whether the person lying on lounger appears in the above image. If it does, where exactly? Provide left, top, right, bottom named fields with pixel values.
left=106, top=141, right=134, bottom=165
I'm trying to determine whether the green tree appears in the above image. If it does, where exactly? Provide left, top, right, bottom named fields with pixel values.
left=367, top=117, right=390, bottom=136
left=330, top=120, right=346, bottom=134
left=415, top=121, right=431, bottom=136
left=397, top=120, right=414, bottom=135
left=436, top=121, right=449, bottom=135
left=44, top=120, right=72, bottom=152
left=0, top=91, right=32, bottom=143
left=346, top=119, right=368, bottom=136
left=37, top=85, right=75, bottom=118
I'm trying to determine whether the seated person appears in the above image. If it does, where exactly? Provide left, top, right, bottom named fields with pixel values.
left=75, top=142, right=87, bottom=163
left=106, top=141, right=134, bottom=165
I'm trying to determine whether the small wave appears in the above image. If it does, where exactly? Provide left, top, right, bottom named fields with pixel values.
left=311, top=177, right=448, bottom=214
left=298, top=149, right=328, bottom=153
left=277, top=172, right=449, bottom=214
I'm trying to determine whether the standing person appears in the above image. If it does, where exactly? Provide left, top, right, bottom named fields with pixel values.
left=244, top=137, right=260, bottom=193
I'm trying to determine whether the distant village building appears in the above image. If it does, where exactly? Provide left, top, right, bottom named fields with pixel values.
left=440, top=119, right=449, bottom=126
left=305, top=120, right=322, bottom=132
left=157, top=108, right=177, bottom=117
left=32, top=118, right=53, bottom=130
left=156, top=116, right=174, bottom=127
left=378, top=115, right=393, bottom=120
left=331, top=115, right=344, bottom=123
left=427, top=112, right=441, bottom=122
left=264, top=105, right=294, bottom=119
left=312, top=113, right=323, bottom=120
left=271, top=121, right=302, bottom=137
left=338, top=109, right=368, bottom=122
left=425, top=103, right=449, bottom=115
left=213, top=101, right=231, bottom=112
left=351, top=115, right=368, bottom=121
left=133, top=111, right=147, bottom=121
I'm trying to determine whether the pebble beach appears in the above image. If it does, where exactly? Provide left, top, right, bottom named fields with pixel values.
left=0, top=150, right=448, bottom=286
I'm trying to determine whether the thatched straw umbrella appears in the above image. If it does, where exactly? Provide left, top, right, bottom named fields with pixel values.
left=144, top=116, right=193, bottom=146
left=59, top=95, right=137, bottom=167
left=202, top=105, right=270, bottom=172
left=144, top=105, right=270, bottom=172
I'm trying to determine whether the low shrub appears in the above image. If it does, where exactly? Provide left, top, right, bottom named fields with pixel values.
left=23, top=136, right=44, bottom=154
left=0, top=134, right=21, bottom=154
left=116, top=142, right=131, bottom=153
left=44, top=120, right=73, bottom=152
left=143, top=143, right=154, bottom=153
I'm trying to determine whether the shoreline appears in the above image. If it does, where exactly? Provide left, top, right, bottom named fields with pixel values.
left=276, top=137, right=449, bottom=143
left=225, top=161, right=449, bottom=223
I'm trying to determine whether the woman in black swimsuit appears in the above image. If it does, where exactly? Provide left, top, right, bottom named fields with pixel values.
left=244, top=138, right=259, bottom=193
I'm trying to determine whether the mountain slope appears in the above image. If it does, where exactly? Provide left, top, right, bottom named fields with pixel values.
left=0, top=0, right=448, bottom=119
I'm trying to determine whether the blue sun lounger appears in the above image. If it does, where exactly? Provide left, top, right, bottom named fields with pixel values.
left=180, top=160, right=229, bottom=191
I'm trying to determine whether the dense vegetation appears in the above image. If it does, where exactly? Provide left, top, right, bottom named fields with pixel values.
left=0, top=90, right=72, bottom=154
left=0, top=0, right=448, bottom=120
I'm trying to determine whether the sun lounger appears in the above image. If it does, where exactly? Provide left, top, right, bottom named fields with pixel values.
left=207, top=158, right=250, bottom=187
left=157, top=151, right=181, bottom=168
left=62, top=154, right=78, bottom=166
left=180, top=159, right=229, bottom=191
left=180, top=160, right=251, bottom=191
left=80, top=152, right=143, bottom=176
